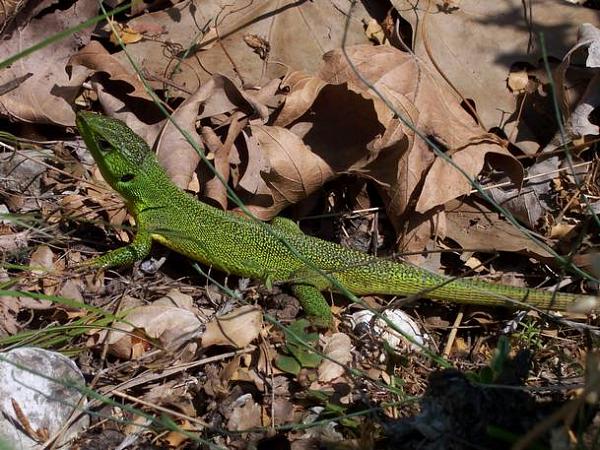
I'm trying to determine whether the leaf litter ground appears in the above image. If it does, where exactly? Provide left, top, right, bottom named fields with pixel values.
left=1, top=1, right=600, bottom=449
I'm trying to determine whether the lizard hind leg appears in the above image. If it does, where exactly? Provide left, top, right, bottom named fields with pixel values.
left=291, top=283, right=333, bottom=328
left=271, top=217, right=334, bottom=327
left=288, top=263, right=337, bottom=328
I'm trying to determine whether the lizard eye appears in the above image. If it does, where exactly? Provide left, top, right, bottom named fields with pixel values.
left=120, top=173, right=135, bottom=182
left=96, top=137, right=112, bottom=153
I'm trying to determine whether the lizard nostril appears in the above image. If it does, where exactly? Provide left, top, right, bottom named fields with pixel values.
left=120, top=173, right=134, bottom=182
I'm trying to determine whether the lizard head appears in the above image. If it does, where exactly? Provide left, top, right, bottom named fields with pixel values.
left=76, top=112, right=156, bottom=204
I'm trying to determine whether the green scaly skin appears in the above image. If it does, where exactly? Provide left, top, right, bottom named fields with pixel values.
left=75, top=112, right=598, bottom=327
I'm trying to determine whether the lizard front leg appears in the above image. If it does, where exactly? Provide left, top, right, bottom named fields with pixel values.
left=81, top=230, right=153, bottom=269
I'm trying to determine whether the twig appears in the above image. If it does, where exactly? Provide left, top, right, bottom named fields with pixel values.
left=442, top=307, right=464, bottom=357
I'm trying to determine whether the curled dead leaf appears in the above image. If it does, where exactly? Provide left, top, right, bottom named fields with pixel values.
left=315, top=45, right=525, bottom=250
left=242, top=125, right=333, bottom=219
left=555, top=23, right=600, bottom=138
left=67, top=41, right=153, bottom=102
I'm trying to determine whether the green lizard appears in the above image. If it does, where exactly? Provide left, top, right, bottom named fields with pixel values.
left=75, top=112, right=597, bottom=326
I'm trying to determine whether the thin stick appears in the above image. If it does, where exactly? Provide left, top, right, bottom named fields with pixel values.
left=442, top=307, right=464, bottom=357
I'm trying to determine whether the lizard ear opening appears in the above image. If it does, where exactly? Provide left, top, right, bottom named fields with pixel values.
left=120, top=173, right=135, bottom=182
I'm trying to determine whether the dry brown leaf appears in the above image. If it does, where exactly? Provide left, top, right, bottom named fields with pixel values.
left=550, top=222, right=577, bottom=239
left=392, top=0, right=600, bottom=151
left=0, top=230, right=29, bottom=254
left=67, top=40, right=153, bottom=102
left=59, top=169, right=128, bottom=232
left=226, top=394, right=261, bottom=431
left=68, top=41, right=164, bottom=145
left=236, top=46, right=505, bottom=250
left=201, top=305, right=262, bottom=348
left=507, top=69, right=529, bottom=93
left=158, top=288, right=196, bottom=309
left=571, top=253, right=600, bottom=278
left=490, top=24, right=600, bottom=232
left=488, top=157, right=561, bottom=229
left=193, top=74, right=260, bottom=120
left=256, top=72, right=406, bottom=222
left=155, top=88, right=206, bottom=190
left=144, top=380, right=194, bottom=413
left=416, top=141, right=523, bottom=213
left=242, top=125, right=333, bottom=219
left=271, top=397, right=295, bottom=425
left=0, top=0, right=96, bottom=125
left=89, top=79, right=164, bottom=147
left=273, top=71, right=327, bottom=127
left=318, top=333, right=352, bottom=382
left=200, top=125, right=232, bottom=209
left=236, top=127, right=269, bottom=199
left=127, top=20, right=166, bottom=37
left=116, top=0, right=372, bottom=96
left=18, top=246, right=55, bottom=310
left=57, top=279, right=84, bottom=310
left=555, top=23, right=600, bottom=139
left=164, top=421, right=194, bottom=448
left=0, top=149, right=49, bottom=212
left=156, top=75, right=254, bottom=190
left=86, top=295, right=141, bottom=343
left=569, top=73, right=600, bottom=138
left=0, top=299, right=19, bottom=336
left=105, top=296, right=203, bottom=359
left=319, top=45, right=524, bottom=217
left=299, top=45, right=525, bottom=253
left=0, top=269, right=20, bottom=336
left=445, top=199, right=553, bottom=260
left=0, top=0, right=27, bottom=32
left=30, top=245, right=56, bottom=292
left=108, top=23, right=143, bottom=45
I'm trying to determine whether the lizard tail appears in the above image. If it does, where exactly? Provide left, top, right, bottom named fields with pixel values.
left=424, top=276, right=598, bottom=313
left=335, top=257, right=598, bottom=312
